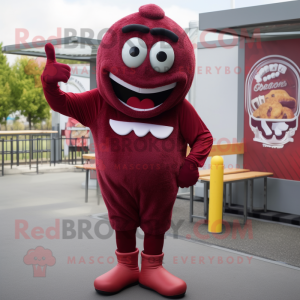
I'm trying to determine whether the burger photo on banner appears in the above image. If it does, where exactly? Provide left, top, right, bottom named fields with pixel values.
left=245, top=55, right=300, bottom=149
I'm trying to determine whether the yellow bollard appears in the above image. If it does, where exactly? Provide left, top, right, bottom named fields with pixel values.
left=208, top=156, right=224, bottom=233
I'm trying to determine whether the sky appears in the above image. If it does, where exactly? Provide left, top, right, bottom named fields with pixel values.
left=0, top=0, right=296, bottom=64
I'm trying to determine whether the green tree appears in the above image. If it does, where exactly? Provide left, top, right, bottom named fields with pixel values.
left=13, top=120, right=25, bottom=130
left=11, top=57, right=50, bottom=129
left=0, top=42, right=13, bottom=129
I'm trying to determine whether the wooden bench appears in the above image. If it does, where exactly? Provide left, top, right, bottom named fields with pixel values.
left=192, top=171, right=273, bottom=225
left=75, top=164, right=100, bottom=205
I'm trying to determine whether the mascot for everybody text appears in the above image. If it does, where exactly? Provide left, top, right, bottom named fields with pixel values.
left=41, top=4, right=213, bottom=298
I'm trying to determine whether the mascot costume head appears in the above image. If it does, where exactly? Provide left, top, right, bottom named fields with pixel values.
left=97, top=4, right=195, bottom=119
left=41, top=4, right=213, bottom=299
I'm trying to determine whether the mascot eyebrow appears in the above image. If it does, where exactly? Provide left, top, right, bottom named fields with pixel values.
left=122, top=24, right=178, bottom=42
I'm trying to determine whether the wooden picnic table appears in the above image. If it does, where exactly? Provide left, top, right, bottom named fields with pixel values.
left=191, top=170, right=273, bottom=225
left=83, top=153, right=95, bottom=160
left=190, top=168, right=250, bottom=224
left=200, top=171, right=273, bottom=183
left=199, top=168, right=249, bottom=178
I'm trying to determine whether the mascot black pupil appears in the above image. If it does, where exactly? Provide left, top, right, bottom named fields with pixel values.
left=130, top=46, right=140, bottom=57
left=157, top=51, right=167, bottom=62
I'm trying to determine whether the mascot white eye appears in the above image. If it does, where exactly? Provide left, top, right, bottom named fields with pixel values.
left=150, top=41, right=175, bottom=73
left=122, top=37, right=147, bottom=68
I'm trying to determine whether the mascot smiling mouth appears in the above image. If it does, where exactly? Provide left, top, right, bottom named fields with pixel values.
left=109, top=73, right=176, bottom=111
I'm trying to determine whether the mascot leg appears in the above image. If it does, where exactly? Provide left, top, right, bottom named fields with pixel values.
left=139, top=234, right=187, bottom=299
left=94, top=229, right=139, bottom=295
left=144, top=233, right=165, bottom=255
left=116, top=228, right=137, bottom=253
left=138, top=184, right=186, bottom=298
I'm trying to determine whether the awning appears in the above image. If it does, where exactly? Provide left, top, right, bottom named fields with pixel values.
left=2, top=36, right=101, bottom=62
left=199, top=1, right=300, bottom=38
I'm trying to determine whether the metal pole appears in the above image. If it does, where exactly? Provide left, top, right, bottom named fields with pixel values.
left=36, top=138, right=39, bottom=174
left=189, top=186, right=194, bottom=222
left=223, top=183, right=227, bottom=212
left=204, top=182, right=208, bottom=219
left=50, top=137, right=52, bottom=166
left=54, top=138, right=56, bottom=167
left=17, top=135, right=19, bottom=166
left=29, top=137, right=31, bottom=170
left=10, top=138, right=13, bottom=169
left=41, top=136, right=43, bottom=164
left=24, top=139, right=27, bottom=164
left=250, top=179, right=253, bottom=213
left=264, top=178, right=267, bottom=212
left=31, top=137, right=34, bottom=160
left=75, top=142, right=77, bottom=165
left=66, top=138, right=71, bottom=164
left=73, top=138, right=75, bottom=165
left=61, top=137, right=63, bottom=163
left=49, top=136, right=51, bottom=162
left=63, top=137, right=66, bottom=163
left=229, top=183, right=232, bottom=207
left=57, top=123, right=60, bottom=162
left=68, top=139, right=70, bottom=164
left=72, top=140, right=74, bottom=165
left=85, top=169, right=89, bottom=203
left=244, top=180, right=248, bottom=224
left=81, top=137, right=84, bottom=165
left=2, top=139, right=4, bottom=176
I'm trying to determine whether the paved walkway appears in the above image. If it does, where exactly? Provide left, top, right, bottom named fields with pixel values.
left=2, top=162, right=76, bottom=175
left=169, top=199, right=300, bottom=267
left=0, top=172, right=299, bottom=300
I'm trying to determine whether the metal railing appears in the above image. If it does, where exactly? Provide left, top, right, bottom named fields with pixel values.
left=0, top=135, right=90, bottom=176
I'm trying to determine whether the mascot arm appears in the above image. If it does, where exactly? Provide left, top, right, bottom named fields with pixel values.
left=41, top=43, right=102, bottom=128
left=179, top=99, right=213, bottom=168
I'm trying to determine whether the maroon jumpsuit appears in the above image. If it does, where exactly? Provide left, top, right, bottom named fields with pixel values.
left=42, top=84, right=213, bottom=235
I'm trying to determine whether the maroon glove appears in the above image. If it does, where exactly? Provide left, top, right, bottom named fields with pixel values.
left=177, top=159, right=199, bottom=188
left=41, top=43, right=71, bottom=84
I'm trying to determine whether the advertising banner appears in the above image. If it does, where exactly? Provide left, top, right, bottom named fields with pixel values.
left=65, top=117, right=89, bottom=147
left=244, top=38, right=300, bottom=181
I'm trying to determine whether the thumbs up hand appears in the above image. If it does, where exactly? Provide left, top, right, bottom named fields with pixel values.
left=41, top=43, right=71, bottom=84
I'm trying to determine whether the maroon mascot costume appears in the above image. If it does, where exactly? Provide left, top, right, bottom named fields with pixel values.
left=41, top=4, right=213, bottom=298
